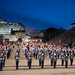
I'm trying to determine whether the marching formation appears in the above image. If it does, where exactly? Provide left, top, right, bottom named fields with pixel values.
left=0, top=41, right=75, bottom=71
left=0, top=44, right=14, bottom=71
left=15, top=41, right=75, bottom=69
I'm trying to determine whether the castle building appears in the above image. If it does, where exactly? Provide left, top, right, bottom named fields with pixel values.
left=0, top=17, right=44, bottom=42
left=71, top=23, right=75, bottom=28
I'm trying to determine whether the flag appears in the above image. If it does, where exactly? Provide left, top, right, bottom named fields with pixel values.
left=50, top=42, right=51, bottom=46
left=18, top=41, right=19, bottom=45
left=59, top=40, right=61, bottom=45
left=38, top=42, right=40, bottom=45
left=3, top=39, right=5, bottom=43
left=53, top=43, right=54, bottom=46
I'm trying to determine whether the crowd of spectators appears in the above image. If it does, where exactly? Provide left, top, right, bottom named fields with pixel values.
left=49, top=28, right=75, bottom=45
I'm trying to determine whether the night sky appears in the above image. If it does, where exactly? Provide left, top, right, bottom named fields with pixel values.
left=0, top=0, right=75, bottom=31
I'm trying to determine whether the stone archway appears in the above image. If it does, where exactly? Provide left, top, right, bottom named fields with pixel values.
left=18, top=38, right=22, bottom=42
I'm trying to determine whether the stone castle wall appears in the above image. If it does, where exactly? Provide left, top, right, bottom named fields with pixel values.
left=0, top=24, right=25, bottom=34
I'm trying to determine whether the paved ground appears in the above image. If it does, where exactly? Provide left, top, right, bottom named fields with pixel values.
left=0, top=46, right=75, bottom=75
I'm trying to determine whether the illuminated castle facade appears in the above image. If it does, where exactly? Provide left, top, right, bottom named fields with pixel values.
left=0, top=17, right=44, bottom=42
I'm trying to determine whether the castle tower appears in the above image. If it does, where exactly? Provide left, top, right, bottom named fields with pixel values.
left=71, top=23, right=75, bottom=28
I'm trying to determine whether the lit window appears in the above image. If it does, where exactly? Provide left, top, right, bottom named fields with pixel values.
left=1, top=22, right=3, bottom=23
